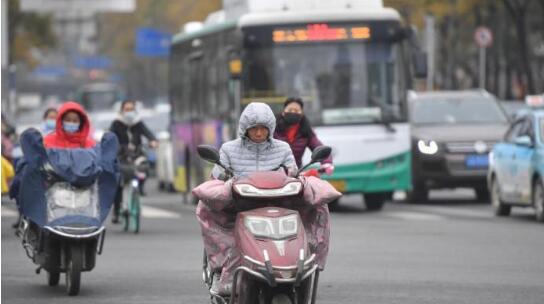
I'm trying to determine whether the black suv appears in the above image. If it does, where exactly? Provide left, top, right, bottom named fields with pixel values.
left=407, top=90, right=509, bottom=202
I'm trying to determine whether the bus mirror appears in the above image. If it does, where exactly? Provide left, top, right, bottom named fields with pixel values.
left=413, top=51, right=427, bottom=79
left=229, top=59, right=242, bottom=78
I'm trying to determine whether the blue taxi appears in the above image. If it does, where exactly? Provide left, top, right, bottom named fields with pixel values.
left=488, top=96, right=544, bottom=222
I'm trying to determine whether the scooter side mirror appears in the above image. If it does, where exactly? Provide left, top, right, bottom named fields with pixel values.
left=297, top=146, right=332, bottom=176
left=197, top=145, right=220, bottom=164
left=310, top=146, right=332, bottom=163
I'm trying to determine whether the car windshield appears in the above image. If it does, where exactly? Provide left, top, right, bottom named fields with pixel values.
left=412, top=98, right=507, bottom=125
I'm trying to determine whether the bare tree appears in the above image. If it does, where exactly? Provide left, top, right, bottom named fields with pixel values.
left=502, top=0, right=535, bottom=94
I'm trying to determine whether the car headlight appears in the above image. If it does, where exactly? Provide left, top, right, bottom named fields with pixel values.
left=234, top=182, right=302, bottom=197
left=244, top=214, right=299, bottom=239
left=417, top=140, right=439, bottom=155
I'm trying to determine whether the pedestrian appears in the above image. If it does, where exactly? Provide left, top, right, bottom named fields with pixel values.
left=274, top=97, right=333, bottom=174
left=40, top=107, right=58, bottom=135
left=43, top=101, right=95, bottom=149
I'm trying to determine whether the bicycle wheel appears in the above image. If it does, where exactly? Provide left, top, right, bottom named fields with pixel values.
left=122, top=208, right=130, bottom=232
left=130, top=191, right=141, bottom=234
left=122, top=187, right=132, bottom=232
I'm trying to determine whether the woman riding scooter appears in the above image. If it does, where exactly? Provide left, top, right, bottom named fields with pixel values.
left=200, top=102, right=296, bottom=296
left=274, top=97, right=333, bottom=176
left=10, top=101, right=119, bottom=295
left=196, top=103, right=338, bottom=302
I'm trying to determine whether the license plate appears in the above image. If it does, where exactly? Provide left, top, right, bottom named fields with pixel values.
left=328, top=180, right=346, bottom=192
left=465, top=154, right=489, bottom=168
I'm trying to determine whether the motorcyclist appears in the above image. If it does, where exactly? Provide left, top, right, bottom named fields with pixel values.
left=212, top=102, right=296, bottom=179
left=274, top=97, right=333, bottom=176
left=9, top=101, right=97, bottom=227
left=201, top=102, right=297, bottom=296
left=43, top=102, right=95, bottom=149
left=109, top=100, right=157, bottom=223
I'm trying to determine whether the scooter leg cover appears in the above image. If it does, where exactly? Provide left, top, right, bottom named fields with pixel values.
left=300, top=204, right=330, bottom=270
left=218, top=247, right=241, bottom=294
left=196, top=201, right=236, bottom=273
left=302, top=176, right=341, bottom=206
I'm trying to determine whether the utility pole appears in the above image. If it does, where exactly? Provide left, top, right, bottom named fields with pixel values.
left=424, top=15, right=435, bottom=91
left=2, top=0, right=10, bottom=113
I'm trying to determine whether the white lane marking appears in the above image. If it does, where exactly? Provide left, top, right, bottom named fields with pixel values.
left=412, top=206, right=491, bottom=219
left=1, top=206, right=18, bottom=217
left=387, top=211, right=445, bottom=221
left=141, top=205, right=180, bottom=218
left=2, top=205, right=181, bottom=219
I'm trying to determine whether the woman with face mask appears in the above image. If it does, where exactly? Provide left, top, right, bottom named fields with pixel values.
left=43, top=102, right=95, bottom=149
left=41, top=108, right=58, bottom=135
left=109, top=100, right=157, bottom=223
left=274, top=97, right=332, bottom=173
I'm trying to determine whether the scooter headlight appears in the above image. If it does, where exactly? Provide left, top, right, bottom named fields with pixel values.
left=244, top=214, right=299, bottom=240
left=234, top=182, right=302, bottom=197
left=49, top=184, right=93, bottom=209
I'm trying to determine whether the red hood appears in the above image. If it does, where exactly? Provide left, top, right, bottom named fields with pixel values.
left=44, top=101, right=95, bottom=148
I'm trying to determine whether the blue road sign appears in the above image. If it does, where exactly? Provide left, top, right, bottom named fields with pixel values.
left=135, top=27, right=172, bottom=57
left=74, top=55, right=112, bottom=70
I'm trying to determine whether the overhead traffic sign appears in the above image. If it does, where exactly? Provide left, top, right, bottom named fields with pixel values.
left=135, top=28, right=172, bottom=58
left=21, top=0, right=135, bottom=12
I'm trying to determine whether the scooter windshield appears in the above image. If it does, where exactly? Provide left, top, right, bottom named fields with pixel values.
left=46, top=182, right=100, bottom=223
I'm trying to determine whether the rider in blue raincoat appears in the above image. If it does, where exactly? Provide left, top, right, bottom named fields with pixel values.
left=10, top=126, right=119, bottom=228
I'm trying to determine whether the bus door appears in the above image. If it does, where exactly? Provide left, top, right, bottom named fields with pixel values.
left=188, top=52, right=205, bottom=191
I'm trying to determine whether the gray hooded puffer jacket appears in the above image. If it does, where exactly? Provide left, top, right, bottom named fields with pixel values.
left=212, top=102, right=297, bottom=178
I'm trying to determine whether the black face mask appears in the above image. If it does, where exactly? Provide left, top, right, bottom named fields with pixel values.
left=284, top=112, right=302, bottom=125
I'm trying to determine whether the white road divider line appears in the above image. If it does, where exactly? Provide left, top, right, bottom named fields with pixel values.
left=387, top=211, right=445, bottom=221
left=2, top=205, right=180, bottom=219
left=140, top=205, right=181, bottom=219
left=1, top=206, right=19, bottom=218
left=412, top=206, right=491, bottom=219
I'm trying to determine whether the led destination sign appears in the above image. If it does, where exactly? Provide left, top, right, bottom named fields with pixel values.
left=273, top=23, right=371, bottom=43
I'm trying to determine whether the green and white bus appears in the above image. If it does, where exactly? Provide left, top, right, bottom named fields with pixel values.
left=169, top=1, right=425, bottom=208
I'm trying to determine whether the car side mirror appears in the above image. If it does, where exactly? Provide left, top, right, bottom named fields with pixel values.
left=514, top=135, right=532, bottom=147
left=197, top=145, right=220, bottom=164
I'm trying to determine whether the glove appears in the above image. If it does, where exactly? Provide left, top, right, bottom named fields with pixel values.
left=319, top=164, right=334, bottom=175
left=303, top=168, right=319, bottom=177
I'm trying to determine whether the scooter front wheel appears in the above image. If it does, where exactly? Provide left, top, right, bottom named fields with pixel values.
left=65, top=244, right=83, bottom=296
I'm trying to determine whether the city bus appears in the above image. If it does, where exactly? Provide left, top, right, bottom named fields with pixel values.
left=169, top=1, right=425, bottom=208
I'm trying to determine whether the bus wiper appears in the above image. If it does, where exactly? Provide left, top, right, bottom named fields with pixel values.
left=372, top=117, right=396, bottom=133
left=367, top=97, right=397, bottom=133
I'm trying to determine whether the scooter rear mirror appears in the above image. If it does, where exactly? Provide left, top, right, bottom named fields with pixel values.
left=297, top=146, right=332, bottom=176
left=310, top=146, right=332, bottom=163
left=197, top=145, right=220, bottom=164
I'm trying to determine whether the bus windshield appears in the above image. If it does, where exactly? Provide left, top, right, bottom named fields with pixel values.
left=243, top=42, right=406, bottom=125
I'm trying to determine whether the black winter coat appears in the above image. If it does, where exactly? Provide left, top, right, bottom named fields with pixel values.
left=109, top=119, right=156, bottom=156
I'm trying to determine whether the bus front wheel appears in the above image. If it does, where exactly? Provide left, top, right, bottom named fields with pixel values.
left=364, top=193, right=388, bottom=211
